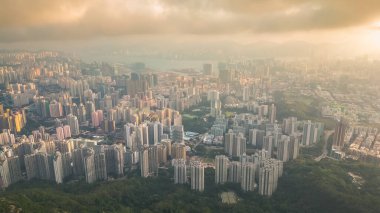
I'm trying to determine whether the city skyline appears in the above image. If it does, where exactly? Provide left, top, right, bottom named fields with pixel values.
left=0, top=1, right=380, bottom=212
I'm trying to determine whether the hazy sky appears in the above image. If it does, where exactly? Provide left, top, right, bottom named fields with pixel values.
left=1, top=0, right=380, bottom=54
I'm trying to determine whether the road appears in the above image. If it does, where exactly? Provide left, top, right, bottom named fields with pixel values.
left=193, top=134, right=206, bottom=149
left=315, top=130, right=334, bottom=162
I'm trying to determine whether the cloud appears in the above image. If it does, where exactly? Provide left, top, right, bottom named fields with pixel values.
left=0, top=0, right=380, bottom=42
left=0, top=0, right=89, bottom=27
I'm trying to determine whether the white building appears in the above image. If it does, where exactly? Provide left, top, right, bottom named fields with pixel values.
left=190, top=161, right=204, bottom=192
left=52, top=151, right=63, bottom=184
left=173, top=158, right=187, bottom=184
left=215, top=155, right=229, bottom=184
left=241, top=162, right=256, bottom=191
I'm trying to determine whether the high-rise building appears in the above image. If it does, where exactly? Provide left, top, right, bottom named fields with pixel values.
left=24, top=154, right=37, bottom=180
left=190, top=161, right=204, bottom=192
left=173, top=114, right=182, bottom=126
left=258, top=159, right=283, bottom=197
left=104, top=95, right=113, bottom=110
left=45, top=140, right=56, bottom=155
left=224, top=130, right=234, bottom=155
left=107, top=109, right=117, bottom=122
left=24, top=152, right=50, bottom=181
left=282, top=117, right=297, bottom=136
left=302, top=120, right=318, bottom=146
left=315, top=122, right=325, bottom=142
left=56, top=140, right=74, bottom=154
left=148, top=146, right=159, bottom=176
left=63, top=125, right=71, bottom=138
left=208, top=90, right=221, bottom=117
left=240, top=153, right=254, bottom=165
left=207, top=90, right=219, bottom=102
left=137, top=123, right=149, bottom=145
left=35, top=152, right=50, bottom=180
left=72, top=148, right=84, bottom=176
left=241, top=163, right=256, bottom=191
left=269, top=104, right=276, bottom=124
left=67, top=114, right=80, bottom=136
left=172, top=125, right=184, bottom=143
left=47, top=152, right=55, bottom=182
left=78, top=104, right=87, bottom=123
left=210, top=100, right=222, bottom=117
left=7, top=156, right=22, bottom=184
left=333, top=119, right=348, bottom=148
left=242, top=86, right=250, bottom=102
left=42, top=133, right=50, bottom=141
left=62, top=103, right=73, bottom=116
left=127, top=73, right=152, bottom=96
left=92, top=110, right=103, bottom=128
left=251, top=129, right=266, bottom=149
left=234, top=133, right=246, bottom=157
left=52, top=151, right=63, bottom=184
left=0, top=153, right=10, bottom=189
left=56, top=127, right=65, bottom=141
left=228, top=161, right=241, bottom=183
left=224, top=130, right=246, bottom=157
left=277, top=138, right=289, bottom=162
left=83, top=148, right=96, bottom=183
left=0, top=109, right=26, bottom=133
left=94, top=146, right=107, bottom=181
left=49, top=100, right=63, bottom=118
left=148, top=122, right=162, bottom=145
left=161, top=139, right=172, bottom=157
left=102, top=119, right=116, bottom=133
left=248, top=129, right=256, bottom=146
left=0, top=129, right=15, bottom=145
left=215, top=155, right=229, bottom=184
left=85, top=101, right=95, bottom=121
left=288, top=136, right=300, bottom=160
left=92, top=111, right=100, bottom=128
left=15, top=141, right=34, bottom=170
left=139, top=145, right=149, bottom=177
left=108, top=146, right=123, bottom=174
left=105, top=144, right=124, bottom=177
left=172, top=142, right=186, bottom=160
left=61, top=152, right=73, bottom=178
left=259, top=166, right=274, bottom=196
left=156, top=144, right=168, bottom=164
left=124, top=123, right=134, bottom=149
left=263, top=135, right=273, bottom=157
left=173, top=158, right=187, bottom=184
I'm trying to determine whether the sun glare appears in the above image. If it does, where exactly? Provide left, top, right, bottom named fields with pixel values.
left=152, top=3, right=164, bottom=15
left=369, top=21, right=380, bottom=48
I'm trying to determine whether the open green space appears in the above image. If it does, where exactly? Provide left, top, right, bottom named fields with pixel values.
left=182, top=116, right=214, bottom=134
left=182, top=102, right=214, bottom=134
left=274, top=91, right=336, bottom=130
left=194, top=145, right=224, bottom=159
left=2, top=154, right=380, bottom=213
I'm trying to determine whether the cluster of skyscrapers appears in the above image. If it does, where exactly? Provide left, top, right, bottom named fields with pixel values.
left=172, top=159, right=205, bottom=192
left=221, top=114, right=322, bottom=164
left=0, top=52, right=331, bottom=200
left=0, top=104, right=26, bottom=133
left=224, top=130, right=247, bottom=157
left=0, top=131, right=128, bottom=188
left=215, top=152, right=283, bottom=196
left=335, top=120, right=380, bottom=163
